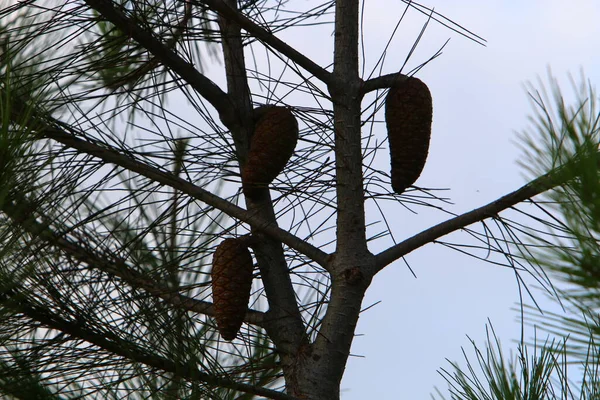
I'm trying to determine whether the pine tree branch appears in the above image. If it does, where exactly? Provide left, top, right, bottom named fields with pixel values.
left=3, top=89, right=329, bottom=267
left=106, top=0, right=194, bottom=89
left=191, top=0, right=333, bottom=86
left=373, top=161, right=576, bottom=272
left=1, top=195, right=267, bottom=326
left=217, top=0, right=254, bottom=163
left=361, top=72, right=409, bottom=95
left=82, top=0, right=237, bottom=127
left=34, top=118, right=330, bottom=269
left=0, top=288, right=298, bottom=400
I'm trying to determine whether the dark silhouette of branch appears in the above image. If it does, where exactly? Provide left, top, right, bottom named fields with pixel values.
left=0, top=195, right=266, bottom=326
left=36, top=118, right=330, bottom=269
left=83, top=0, right=237, bottom=127
left=373, top=161, right=577, bottom=272
left=361, top=72, right=408, bottom=95
left=0, top=288, right=298, bottom=400
left=217, top=0, right=308, bottom=363
left=190, top=0, right=333, bottom=86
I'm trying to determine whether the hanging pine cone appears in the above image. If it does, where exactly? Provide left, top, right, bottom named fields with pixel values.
left=242, top=106, right=298, bottom=199
left=385, top=76, right=432, bottom=194
left=211, top=238, right=254, bottom=341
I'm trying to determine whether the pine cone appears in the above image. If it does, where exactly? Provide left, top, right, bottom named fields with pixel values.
left=211, top=238, right=254, bottom=341
left=242, top=106, right=298, bottom=198
left=385, top=77, right=432, bottom=194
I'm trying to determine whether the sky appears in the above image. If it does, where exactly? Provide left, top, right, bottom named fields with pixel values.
left=31, top=0, right=600, bottom=398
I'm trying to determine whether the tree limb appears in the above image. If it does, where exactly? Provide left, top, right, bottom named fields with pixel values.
left=1, top=195, right=267, bottom=326
left=330, top=0, right=367, bottom=258
left=0, top=288, right=298, bottom=400
left=360, top=72, right=409, bottom=96
left=373, top=162, right=574, bottom=272
left=36, top=118, right=330, bottom=268
left=217, top=0, right=308, bottom=364
left=190, top=0, right=333, bottom=85
left=83, top=0, right=237, bottom=127
left=217, top=1, right=254, bottom=163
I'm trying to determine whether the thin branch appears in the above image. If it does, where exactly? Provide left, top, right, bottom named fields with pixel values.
left=217, top=0, right=254, bottom=161
left=36, top=118, right=330, bottom=269
left=0, top=288, right=298, bottom=400
left=360, top=72, right=408, bottom=96
left=107, top=0, right=194, bottom=89
left=1, top=196, right=266, bottom=326
left=373, top=160, right=578, bottom=272
left=83, top=0, right=237, bottom=127
left=190, top=0, right=333, bottom=86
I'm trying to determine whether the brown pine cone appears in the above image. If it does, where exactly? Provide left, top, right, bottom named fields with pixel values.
left=242, top=106, right=298, bottom=198
left=385, top=77, right=433, bottom=194
left=211, top=238, right=254, bottom=341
